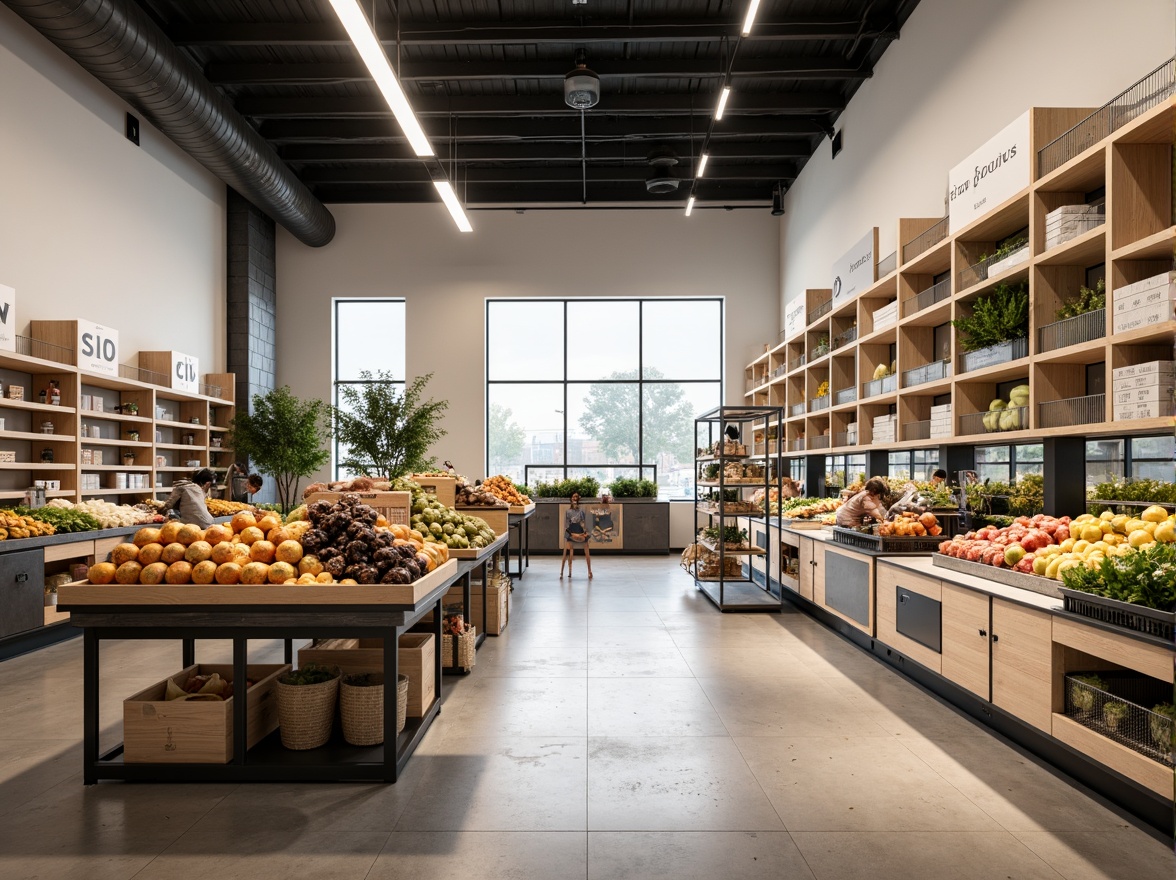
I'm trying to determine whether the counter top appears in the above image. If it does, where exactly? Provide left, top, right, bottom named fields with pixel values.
left=878, top=555, right=1062, bottom=613
left=783, top=526, right=936, bottom=559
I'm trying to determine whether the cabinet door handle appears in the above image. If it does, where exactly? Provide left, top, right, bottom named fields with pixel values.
left=990, top=633, right=999, bottom=643
left=899, top=593, right=909, bottom=603
left=978, top=629, right=987, bottom=637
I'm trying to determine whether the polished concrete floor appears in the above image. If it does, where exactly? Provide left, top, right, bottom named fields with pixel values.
left=0, top=556, right=1172, bottom=879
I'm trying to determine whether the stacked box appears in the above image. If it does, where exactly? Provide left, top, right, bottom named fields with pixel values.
left=1112, top=272, right=1176, bottom=334
left=846, top=421, right=858, bottom=444
left=930, top=403, right=953, bottom=438
left=872, top=300, right=898, bottom=330
left=986, top=245, right=1030, bottom=277
left=872, top=413, right=897, bottom=444
left=1112, top=360, right=1175, bottom=420
left=1044, top=204, right=1105, bottom=251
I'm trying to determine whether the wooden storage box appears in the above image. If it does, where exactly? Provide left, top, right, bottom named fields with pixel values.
left=304, top=491, right=411, bottom=525
left=411, top=474, right=456, bottom=508
left=123, top=663, right=288, bottom=763
left=297, top=633, right=436, bottom=718
left=457, top=505, right=508, bottom=537
left=441, top=580, right=511, bottom=635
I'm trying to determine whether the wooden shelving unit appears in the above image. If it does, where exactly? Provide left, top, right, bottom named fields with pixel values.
left=747, top=97, right=1176, bottom=467
left=0, top=337, right=235, bottom=504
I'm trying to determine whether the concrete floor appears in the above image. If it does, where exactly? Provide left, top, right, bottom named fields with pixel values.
left=0, top=556, right=1172, bottom=879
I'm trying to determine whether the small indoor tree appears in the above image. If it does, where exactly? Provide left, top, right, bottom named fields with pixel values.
left=332, top=371, right=448, bottom=478
left=228, top=386, right=331, bottom=510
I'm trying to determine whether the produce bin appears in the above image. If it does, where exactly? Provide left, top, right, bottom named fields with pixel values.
left=1065, top=671, right=1174, bottom=767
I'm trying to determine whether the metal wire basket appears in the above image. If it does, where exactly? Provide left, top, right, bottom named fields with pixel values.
left=1064, top=671, right=1174, bottom=767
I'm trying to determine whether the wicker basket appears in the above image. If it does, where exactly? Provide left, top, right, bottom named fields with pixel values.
left=339, top=673, right=409, bottom=746
left=441, top=624, right=477, bottom=672
left=276, top=666, right=340, bottom=750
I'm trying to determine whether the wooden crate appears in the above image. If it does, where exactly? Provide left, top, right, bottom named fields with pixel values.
left=508, top=502, right=536, bottom=515
left=304, top=491, right=411, bottom=525
left=297, top=633, right=436, bottom=719
left=438, top=580, right=511, bottom=635
left=123, top=663, right=288, bottom=763
left=411, top=474, right=456, bottom=508
left=457, top=505, right=508, bottom=537
left=59, top=558, right=458, bottom=607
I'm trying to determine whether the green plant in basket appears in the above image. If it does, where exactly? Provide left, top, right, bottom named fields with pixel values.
left=343, top=673, right=381, bottom=688
left=1068, top=674, right=1105, bottom=714
left=1102, top=700, right=1127, bottom=732
left=951, top=281, right=1029, bottom=352
left=702, top=524, right=747, bottom=546
left=1150, top=704, right=1176, bottom=751
left=1055, top=278, right=1106, bottom=320
left=280, top=664, right=339, bottom=687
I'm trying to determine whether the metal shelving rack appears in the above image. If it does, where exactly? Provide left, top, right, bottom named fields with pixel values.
left=692, top=405, right=784, bottom=612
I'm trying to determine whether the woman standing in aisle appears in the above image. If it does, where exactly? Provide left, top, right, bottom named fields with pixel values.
left=560, top=492, right=594, bottom=579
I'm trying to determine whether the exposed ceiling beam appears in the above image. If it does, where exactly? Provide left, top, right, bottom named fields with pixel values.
left=296, top=164, right=798, bottom=185
left=235, top=92, right=846, bottom=119
left=260, top=116, right=827, bottom=142
left=279, top=140, right=814, bottom=163
left=311, top=181, right=773, bottom=204
left=169, top=18, right=897, bottom=48
left=205, top=57, right=873, bottom=85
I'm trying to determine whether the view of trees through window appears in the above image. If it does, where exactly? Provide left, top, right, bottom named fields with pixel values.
left=332, top=299, right=406, bottom=480
left=486, top=299, right=723, bottom=498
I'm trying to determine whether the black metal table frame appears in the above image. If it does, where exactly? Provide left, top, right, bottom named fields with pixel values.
left=451, top=532, right=508, bottom=656
left=506, top=509, right=533, bottom=579
left=71, top=578, right=459, bottom=784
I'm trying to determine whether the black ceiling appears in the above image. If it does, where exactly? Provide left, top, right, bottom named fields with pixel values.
left=135, top=0, right=921, bottom=207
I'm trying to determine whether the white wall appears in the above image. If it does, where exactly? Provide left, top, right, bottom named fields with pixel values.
left=0, top=6, right=227, bottom=370
left=276, top=204, right=780, bottom=481
left=780, top=0, right=1175, bottom=317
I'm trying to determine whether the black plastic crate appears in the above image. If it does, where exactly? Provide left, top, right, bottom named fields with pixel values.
left=1065, top=671, right=1174, bottom=767
left=831, top=527, right=942, bottom=553
left=1059, top=589, right=1175, bottom=642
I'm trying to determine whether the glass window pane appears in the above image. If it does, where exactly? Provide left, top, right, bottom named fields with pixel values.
left=1131, top=435, right=1175, bottom=461
left=1085, top=439, right=1124, bottom=490
left=645, top=381, right=721, bottom=498
left=1015, top=443, right=1044, bottom=463
left=566, top=301, right=640, bottom=380
left=568, top=382, right=639, bottom=465
left=335, top=300, right=405, bottom=381
left=487, top=384, right=565, bottom=480
left=1134, top=460, right=1175, bottom=482
left=642, top=300, right=722, bottom=380
left=487, top=301, right=565, bottom=380
left=975, top=445, right=1010, bottom=463
left=977, top=463, right=1011, bottom=484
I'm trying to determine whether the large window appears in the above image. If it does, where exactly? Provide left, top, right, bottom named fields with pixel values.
left=888, top=449, right=939, bottom=482
left=486, top=298, right=723, bottom=498
left=975, top=443, right=1043, bottom=484
left=332, top=299, right=406, bottom=479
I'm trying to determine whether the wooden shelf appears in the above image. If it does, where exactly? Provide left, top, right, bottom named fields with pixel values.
left=80, top=488, right=154, bottom=497
left=1109, top=225, right=1176, bottom=261
left=155, top=442, right=205, bottom=451
left=1035, top=224, right=1107, bottom=268
left=0, top=399, right=76, bottom=414
left=698, top=538, right=767, bottom=555
left=0, top=461, right=72, bottom=471
left=80, top=437, right=153, bottom=448
left=156, top=419, right=207, bottom=430
left=0, top=430, right=74, bottom=442
left=79, top=465, right=152, bottom=472
left=79, top=409, right=151, bottom=424
left=0, top=488, right=73, bottom=499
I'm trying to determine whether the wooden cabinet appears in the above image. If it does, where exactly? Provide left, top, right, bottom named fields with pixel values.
left=796, top=536, right=816, bottom=601
left=876, top=563, right=941, bottom=671
left=822, top=547, right=874, bottom=634
left=941, top=584, right=991, bottom=699
left=810, top=539, right=826, bottom=605
left=991, top=598, right=1053, bottom=732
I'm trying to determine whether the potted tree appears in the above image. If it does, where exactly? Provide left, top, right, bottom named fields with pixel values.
left=331, top=371, right=449, bottom=478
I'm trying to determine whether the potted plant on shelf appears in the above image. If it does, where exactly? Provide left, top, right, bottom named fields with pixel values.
left=1150, top=703, right=1175, bottom=752
left=606, top=477, right=659, bottom=501
left=811, top=335, right=830, bottom=358
left=1068, top=674, right=1105, bottom=716
left=276, top=663, right=341, bottom=750
left=532, top=476, right=601, bottom=502
left=1102, top=700, right=1127, bottom=732
left=983, top=235, right=1030, bottom=277
left=952, top=281, right=1029, bottom=371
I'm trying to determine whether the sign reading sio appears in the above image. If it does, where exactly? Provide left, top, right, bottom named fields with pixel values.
left=0, top=284, right=14, bottom=353
left=77, top=320, right=118, bottom=376
left=783, top=296, right=805, bottom=340
left=171, top=351, right=200, bottom=393
left=831, top=228, right=877, bottom=308
left=948, top=111, right=1030, bottom=234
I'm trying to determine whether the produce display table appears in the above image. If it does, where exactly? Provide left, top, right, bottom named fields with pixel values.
left=59, top=560, right=464, bottom=785
left=506, top=506, right=534, bottom=579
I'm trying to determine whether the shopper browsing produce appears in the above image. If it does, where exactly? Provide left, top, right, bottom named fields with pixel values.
left=561, top=492, right=593, bottom=579
left=158, top=467, right=216, bottom=528
left=835, top=478, right=890, bottom=528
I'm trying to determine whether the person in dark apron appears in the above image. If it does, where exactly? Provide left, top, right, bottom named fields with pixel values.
left=561, top=492, right=593, bottom=579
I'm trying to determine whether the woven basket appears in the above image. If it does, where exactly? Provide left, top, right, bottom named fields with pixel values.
left=339, top=673, right=408, bottom=746
left=441, top=625, right=477, bottom=671
left=276, top=667, right=340, bottom=750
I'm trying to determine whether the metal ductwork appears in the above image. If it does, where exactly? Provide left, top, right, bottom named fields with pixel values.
left=3, top=0, right=336, bottom=247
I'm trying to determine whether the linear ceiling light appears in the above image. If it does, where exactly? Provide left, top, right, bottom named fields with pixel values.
left=742, top=0, right=763, bottom=35
left=434, top=180, right=473, bottom=232
left=328, top=0, right=433, bottom=157
left=685, top=196, right=696, bottom=217
left=714, top=86, right=731, bottom=121
left=696, top=153, right=709, bottom=178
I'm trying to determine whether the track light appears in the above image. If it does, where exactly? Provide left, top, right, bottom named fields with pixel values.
left=714, top=86, right=731, bottom=121
left=685, top=196, right=696, bottom=217
left=742, top=0, right=763, bottom=35
left=328, top=0, right=433, bottom=157
left=771, top=183, right=785, bottom=217
left=434, top=180, right=472, bottom=232
left=696, top=152, right=709, bottom=178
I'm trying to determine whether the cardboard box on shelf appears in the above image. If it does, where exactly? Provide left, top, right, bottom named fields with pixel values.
left=1111, top=360, right=1175, bottom=381
left=1112, top=384, right=1175, bottom=406
left=1113, top=400, right=1176, bottom=420
left=1112, top=299, right=1175, bottom=334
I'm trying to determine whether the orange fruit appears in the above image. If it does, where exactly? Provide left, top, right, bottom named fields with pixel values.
left=230, top=511, right=256, bottom=534
left=165, top=561, right=193, bottom=584
left=88, top=562, right=117, bottom=584
left=210, top=542, right=235, bottom=565
left=275, top=540, right=303, bottom=565
left=239, top=526, right=265, bottom=546
left=110, top=543, right=139, bottom=566
left=315, top=572, right=333, bottom=584
left=133, top=527, right=162, bottom=548
left=191, top=560, right=218, bottom=585
left=161, top=542, right=187, bottom=565
left=214, top=562, right=243, bottom=585
left=185, top=541, right=213, bottom=564
left=137, top=543, right=165, bottom=565
left=267, top=526, right=292, bottom=545
left=139, top=562, right=168, bottom=585
left=240, top=562, right=270, bottom=585
left=249, top=540, right=276, bottom=564
left=204, top=524, right=233, bottom=545
left=159, top=521, right=183, bottom=545
left=268, top=561, right=297, bottom=584
left=176, top=524, right=203, bottom=546
left=298, top=555, right=323, bottom=576
left=115, top=561, right=143, bottom=584
left=256, top=515, right=281, bottom=534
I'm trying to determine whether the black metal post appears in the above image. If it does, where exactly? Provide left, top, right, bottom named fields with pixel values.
left=233, top=638, right=248, bottom=764
left=383, top=625, right=399, bottom=782
left=1043, top=437, right=1086, bottom=518
left=83, top=628, right=99, bottom=785
left=182, top=638, right=195, bottom=667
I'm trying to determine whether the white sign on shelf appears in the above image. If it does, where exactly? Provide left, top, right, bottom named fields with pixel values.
left=784, top=297, right=805, bottom=340
left=831, top=229, right=876, bottom=308
left=77, top=319, right=119, bottom=376
left=0, top=284, right=14, bottom=352
left=171, top=351, right=200, bottom=393
left=948, top=111, right=1030, bottom=234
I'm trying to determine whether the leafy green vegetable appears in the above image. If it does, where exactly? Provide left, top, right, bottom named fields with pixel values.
left=1055, top=278, right=1105, bottom=320
left=15, top=506, right=101, bottom=533
left=952, top=281, right=1029, bottom=351
left=1061, top=542, right=1176, bottom=610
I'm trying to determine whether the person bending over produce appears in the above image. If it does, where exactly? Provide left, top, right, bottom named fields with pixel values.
left=836, top=477, right=890, bottom=529
left=159, top=467, right=216, bottom=528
